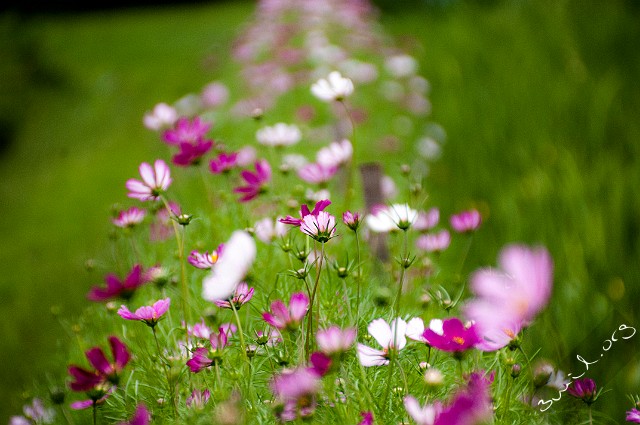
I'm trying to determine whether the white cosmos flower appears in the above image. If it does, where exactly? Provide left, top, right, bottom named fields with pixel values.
left=357, top=318, right=407, bottom=367
left=316, top=139, right=353, bottom=167
left=365, top=203, right=418, bottom=233
left=256, top=123, right=301, bottom=147
left=311, top=71, right=354, bottom=102
left=202, top=231, right=256, bottom=301
left=403, top=395, right=439, bottom=425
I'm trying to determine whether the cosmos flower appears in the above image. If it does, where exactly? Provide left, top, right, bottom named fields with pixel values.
left=280, top=199, right=331, bottom=227
left=186, top=327, right=229, bottom=373
left=117, top=298, right=171, bottom=328
left=234, top=159, right=272, bottom=202
left=311, top=71, right=354, bottom=102
left=567, top=378, right=598, bottom=405
left=202, top=231, right=256, bottom=301
left=201, top=81, right=229, bottom=108
left=450, top=209, right=481, bottom=233
left=366, top=203, right=418, bottom=232
left=68, top=337, right=130, bottom=392
left=626, top=408, right=640, bottom=423
left=143, top=103, right=177, bottom=131
left=404, top=396, right=441, bottom=425
left=213, top=282, right=254, bottom=310
left=254, top=217, right=287, bottom=243
left=297, top=162, right=339, bottom=185
left=186, top=389, right=211, bottom=409
left=342, top=210, right=361, bottom=231
left=118, top=403, right=150, bottom=425
left=413, top=208, right=440, bottom=232
left=126, top=159, right=172, bottom=202
left=263, top=292, right=309, bottom=330
left=271, top=367, right=321, bottom=422
left=316, top=326, right=356, bottom=356
left=112, top=207, right=146, bottom=228
left=87, top=264, right=149, bottom=302
left=357, top=318, right=407, bottom=367
left=162, top=116, right=212, bottom=146
left=172, top=139, right=213, bottom=166
left=416, top=230, right=451, bottom=253
left=432, top=371, right=493, bottom=425
left=464, top=245, right=553, bottom=351
left=209, top=152, right=239, bottom=174
left=300, top=210, right=337, bottom=243
left=9, top=399, right=54, bottom=425
left=188, top=245, right=224, bottom=270
left=422, top=317, right=480, bottom=353
left=256, top=123, right=301, bottom=147
left=316, top=139, right=352, bottom=168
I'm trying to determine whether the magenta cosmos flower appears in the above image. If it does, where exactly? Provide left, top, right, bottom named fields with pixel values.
left=450, top=209, right=481, bottom=233
left=234, top=159, right=271, bottom=202
left=357, top=318, right=408, bottom=367
left=280, top=199, right=331, bottom=227
left=118, top=298, right=170, bottom=328
left=186, top=389, right=211, bottom=409
left=300, top=210, right=337, bottom=243
left=214, top=282, right=254, bottom=309
left=70, top=389, right=112, bottom=411
left=162, top=116, right=211, bottom=146
left=567, top=378, right=598, bottom=405
left=422, top=317, right=480, bottom=353
left=186, top=327, right=229, bottom=373
left=209, top=152, right=238, bottom=174
left=263, top=292, right=309, bottom=331
left=188, top=244, right=224, bottom=270
left=464, top=244, right=553, bottom=351
left=68, top=336, right=130, bottom=392
left=342, top=210, right=361, bottom=231
left=432, top=371, right=493, bottom=425
left=126, top=159, right=172, bottom=201
left=316, top=326, right=356, bottom=356
left=118, top=403, right=150, bottom=425
left=627, top=408, right=640, bottom=423
left=87, top=264, right=149, bottom=302
left=172, top=139, right=213, bottom=166
left=112, top=207, right=146, bottom=228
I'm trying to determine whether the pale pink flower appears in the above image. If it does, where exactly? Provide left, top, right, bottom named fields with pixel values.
left=464, top=245, right=553, bottom=351
left=263, top=292, right=309, bottom=330
left=317, top=326, right=356, bottom=356
left=256, top=123, right=301, bottom=147
left=202, top=231, right=256, bottom=301
left=311, top=71, right=354, bottom=102
left=357, top=318, right=407, bottom=367
left=188, top=245, right=223, bottom=270
left=10, top=399, right=54, bottom=425
left=236, top=146, right=257, bottom=167
left=316, top=139, right=352, bottom=167
left=297, top=162, right=338, bottom=185
left=413, top=208, right=440, bottom=231
left=416, top=230, right=451, bottom=253
left=342, top=210, right=361, bottom=231
left=187, top=318, right=213, bottom=340
left=126, top=160, right=172, bottom=201
left=404, top=396, right=440, bottom=425
left=280, top=199, right=331, bottom=227
left=214, top=282, right=254, bottom=309
left=117, top=298, right=170, bottom=327
left=450, top=209, right=481, bottom=233
left=112, top=207, right=146, bottom=228
left=186, top=389, right=211, bottom=409
left=385, top=54, right=418, bottom=78
left=201, top=81, right=229, bottom=108
left=143, top=103, right=177, bottom=131
left=254, top=217, right=287, bottom=243
left=300, top=210, right=336, bottom=243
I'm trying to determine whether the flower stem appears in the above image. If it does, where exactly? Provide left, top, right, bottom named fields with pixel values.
left=92, top=402, right=97, bottom=425
left=152, top=325, right=177, bottom=419
left=306, top=242, right=325, bottom=358
left=355, top=231, right=362, bottom=328
left=340, top=100, right=357, bottom=208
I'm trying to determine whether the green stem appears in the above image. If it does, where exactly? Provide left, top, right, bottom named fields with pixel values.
left=340, top=100, right=357, bottom=208
left=588, top=405, right=593, bottom=425
left=92, top=402, right=97, bottom=425
left=355, top=231, right=362, bottom=328
left=392, top=230, right=409, bottom=318
left=306, top=242, right=325, bottom=357
left=152, top=326, right=177, bottom=419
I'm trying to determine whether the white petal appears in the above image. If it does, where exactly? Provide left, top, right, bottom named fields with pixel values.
left=368, top=318, right=392, bottom=348
left=357, top=344, right=388, bottom=367
left=406, top=317, right=426, bottom=342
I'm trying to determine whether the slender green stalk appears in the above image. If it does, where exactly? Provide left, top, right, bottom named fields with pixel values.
left=152, top=326, right=177, bottom=419
left=92, top=402, right=97, bottom=425
left=159, top=196, right=190, bottom=325
left=305, top=242, right=325, bottom=357
left=340, top=100, right=357, bottom=207
left=588, top=406, right=593, bottom=425
left=355, top=231, right=362, bottom=328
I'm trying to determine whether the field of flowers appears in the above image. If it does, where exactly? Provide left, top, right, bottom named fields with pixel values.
left=1, top=0, right=640, bottom=424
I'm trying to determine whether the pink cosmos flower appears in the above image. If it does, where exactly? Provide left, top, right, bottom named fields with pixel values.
left=464, top=245, right=553, bottom=351
left=316, top=139, right=352, bottom=167
left=149, top=201, right=179, bottom=241
left=280, top=199, right=331, bottom=227
left=112, top=207, right=146, bottom=228
left=68, top=337, right=130, bottom=392
left=359, top=412, right=374, bottom=425
left=263, top=292, right=309, bottom=330
left=213, top=282, right=254, bottom=309
left=188, top=245, right=223, bottom=270
left=209, top=152, right=238, bottom=174
left=187, top=318, right=214, bottom=340
left=162, top=116, right=212, bottom=146
left=297, top=162, right=338, bottom=185
left=201, top=81, right=229, bottom=108
left=342, top=210, right=361, bottom=231
left=186, top=389, right=211, bottom=409
left=627, top=408, right=640, bottom=423
left=271, top=367, right=321, bottom=421
left=416, top=230, right=451, bottom=253
left=117, top=298, right=170, bottom=328
left=300, top=210, right=337, bottom=243
left=234, top=159, right=272, bottom=202
left=422, top=317, right=480, bottom=353
left=126, top=159, right=172, bottom=201
left=450, top=209, right=481, bottom=233
left=118, top=404, right=150, bottom=425
left=70, top=389, right=112, bottom=410
left=186, top=327, right=229, bottom=373
left=87, top=264, right=149, bottom=302
left=316, top=326, right=356, bottom=356
left=357, top=318, right=407, bottom=367
left=414, top=208, right=440, bottom=231
left=567, top=378, right=598, bottom=405
left=309, top=352, right=332, bottom=377
left=432, top=371, right=493, bottom=425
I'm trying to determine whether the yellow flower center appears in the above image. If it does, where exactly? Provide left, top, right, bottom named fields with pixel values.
left=452, top=336, right=465, bottom=345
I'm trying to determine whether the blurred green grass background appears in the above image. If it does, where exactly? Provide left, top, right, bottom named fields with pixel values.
left=1, top=0, right=639, bottom=421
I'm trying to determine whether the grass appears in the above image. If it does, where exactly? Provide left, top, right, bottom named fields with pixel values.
left=1, top=0, right=639, bottom=422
